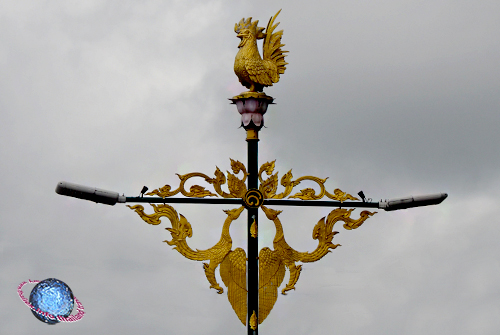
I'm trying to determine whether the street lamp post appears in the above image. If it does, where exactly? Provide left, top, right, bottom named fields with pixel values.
left=56, top=10, right=447, bottom=335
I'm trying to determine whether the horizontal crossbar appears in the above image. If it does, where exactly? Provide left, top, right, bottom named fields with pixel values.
left=125, top=197, right=379, bottom=208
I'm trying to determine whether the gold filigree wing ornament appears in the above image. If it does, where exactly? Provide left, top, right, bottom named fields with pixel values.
left=219, top=246, right=286, bottom=326
left=220, top=247, right=247, bottom=325
left=258, top=247, right=286, bottom=323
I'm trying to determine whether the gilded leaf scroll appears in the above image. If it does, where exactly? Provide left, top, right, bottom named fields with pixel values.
left=146, top=159, right=248, bottom=199
left=258, top=160, right=359, bottom=202
left=145, top=158, right=358, bottom=204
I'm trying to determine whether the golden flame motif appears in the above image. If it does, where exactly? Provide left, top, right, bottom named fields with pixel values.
left=250, top=218, right=258, bottom=238
left=250, top=311, right=258, bottom=330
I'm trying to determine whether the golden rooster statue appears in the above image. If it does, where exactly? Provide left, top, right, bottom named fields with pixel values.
left=234, top=10, right=288, bottom=93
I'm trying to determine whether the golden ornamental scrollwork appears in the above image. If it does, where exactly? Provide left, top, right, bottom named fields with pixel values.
left=216, top=205, right=377, bottom=325
left=146, top=158, right=248, bottom=199
left=144, top=158, right=358, bottom=203
left=259, top=206, right=376, bottom=296
left=259, top=160, right=360, bottom=202
left=127, top=158, right=376, bottom=326
left=127, top=203, right=245, bottom=294
left=127, top=202, right=376, bottom=325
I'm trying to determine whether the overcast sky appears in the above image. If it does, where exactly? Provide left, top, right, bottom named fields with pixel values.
left=2, top=1, right=500, bottom=334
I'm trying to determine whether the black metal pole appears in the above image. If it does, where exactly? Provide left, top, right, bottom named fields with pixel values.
left=247, top=131, right=259, bottom=335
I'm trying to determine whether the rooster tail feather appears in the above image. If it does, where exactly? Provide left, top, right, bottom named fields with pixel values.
left=263, top=10, right=288, bottom=82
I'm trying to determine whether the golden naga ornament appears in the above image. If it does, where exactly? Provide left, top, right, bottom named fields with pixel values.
left=234, top=10, right=288, bottom=95
left=127, top=159, right=376, bottom=326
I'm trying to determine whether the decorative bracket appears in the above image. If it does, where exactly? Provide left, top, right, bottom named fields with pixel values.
left=127, top=159, right=376, bottom=326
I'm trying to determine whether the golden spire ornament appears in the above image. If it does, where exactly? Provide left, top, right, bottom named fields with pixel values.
left=231, top=10, right=288, bottom=132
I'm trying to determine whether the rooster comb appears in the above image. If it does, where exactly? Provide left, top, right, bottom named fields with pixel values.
left=234, top=17, right=265, bottom=39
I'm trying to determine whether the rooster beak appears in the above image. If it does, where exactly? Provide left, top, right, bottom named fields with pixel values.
left=237, top=33, right=245, bottom=48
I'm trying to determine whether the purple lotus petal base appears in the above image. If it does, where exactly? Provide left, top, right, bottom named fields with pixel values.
left=230, top=93, right=274, bottom=131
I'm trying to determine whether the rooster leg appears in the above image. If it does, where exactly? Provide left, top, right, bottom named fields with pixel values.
left=203, top=260, right=224, bottom=294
